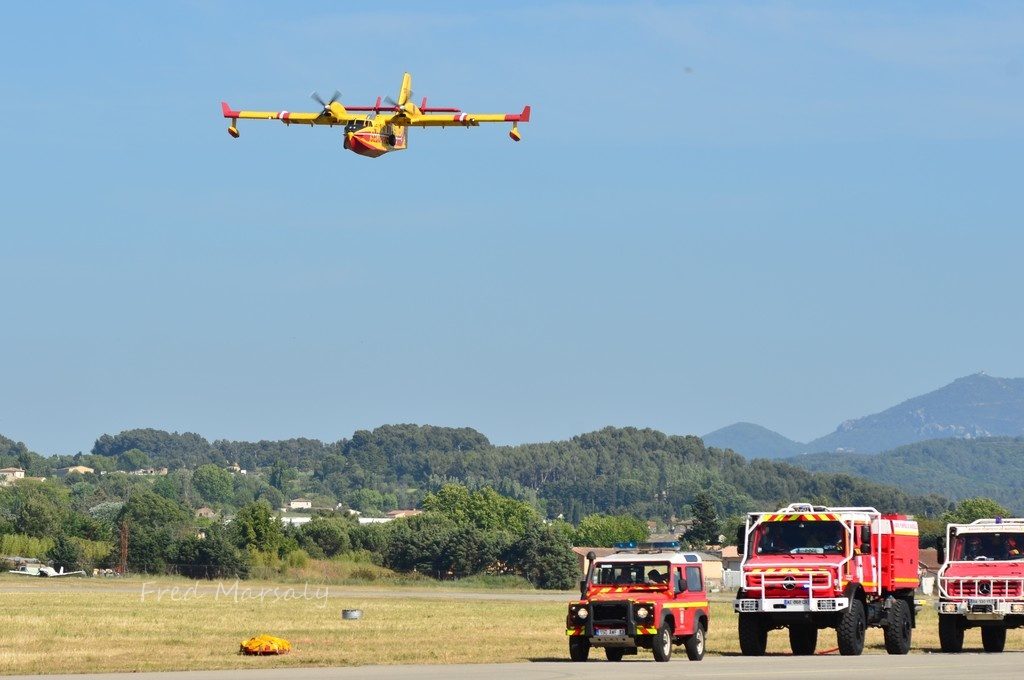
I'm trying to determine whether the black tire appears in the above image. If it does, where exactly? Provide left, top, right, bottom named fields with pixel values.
left=685, top=620, right=706, bottom=661
left=884, top=599, right=912, bottom=655
left=652, top=619, right=673, bottom=662
left=837, top=599, right=866, bottom=656
left=738, top=613, right=768, bottom=656
left=604, top=647, right=624, bottom=662
left=982, top=626, right=1006, bottom=653
left=938, top=614, right=964, bottom=653
left=569, top=635, right=590, bottom=662
left=789, top=623, right=818, bottom=655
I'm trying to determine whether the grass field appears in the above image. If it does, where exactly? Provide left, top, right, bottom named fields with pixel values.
left=3, top=576, right=1024, bottom=675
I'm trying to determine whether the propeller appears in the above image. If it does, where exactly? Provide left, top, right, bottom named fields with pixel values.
left=384, top=92, right=415, bottom=115
left=310, top=90, right=343, bottom=116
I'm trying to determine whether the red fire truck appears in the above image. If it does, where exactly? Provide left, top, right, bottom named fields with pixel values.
left=566, top=542, right=709, bottom=662
left=734, top=503, right=919, bottom=656
left=936, top=518, right=1024, bottom=652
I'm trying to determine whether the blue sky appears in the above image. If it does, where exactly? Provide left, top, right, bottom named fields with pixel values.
left=2, top=2, right=1023, bottom=454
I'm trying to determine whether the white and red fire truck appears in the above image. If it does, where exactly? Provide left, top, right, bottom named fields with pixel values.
left=936, top=517, right=1024, bottom=652
left=566, top=542, right=709, bottom=662
left=734, top=503, right=919, bottom=656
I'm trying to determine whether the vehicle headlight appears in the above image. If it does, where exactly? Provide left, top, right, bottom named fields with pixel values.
left=635, top=606, right=650, bottom=620
left=575, top=607, right=588, bottom=620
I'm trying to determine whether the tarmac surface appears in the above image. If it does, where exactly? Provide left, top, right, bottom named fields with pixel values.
left=6, top=654, right=1023, bottom=680
left=0, top=576, right=574, bottom=601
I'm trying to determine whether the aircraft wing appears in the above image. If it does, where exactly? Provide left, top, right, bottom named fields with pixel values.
left=405, top=105, right=531, bottom=127
left=221, top=102, right=369, bottom=126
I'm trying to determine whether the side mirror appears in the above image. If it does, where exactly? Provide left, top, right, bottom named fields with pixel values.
left=858, top=525, right=871, bottom=554
left=675, top=573, right=686, bottom=594
left=579, top=579, right=587, bottom=595
left=936, top=537, right=945, bottom=565
left=736, top=525, right=746, bottom=556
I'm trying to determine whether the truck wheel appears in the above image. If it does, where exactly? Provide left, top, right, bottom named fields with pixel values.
left=685, top=620, right=706, bottom=661
left=652, top=620, right=673, bottom=662
left=938, top=615, right=964, bottom=653
left=981, top=626, right=1006, bottom=653
left=569, top=635, right=590, bottom=662
left=789, top=623, right=817, bottom=655
left=883, top=598, right=912, bottom=655
left=837, top=599, right=866, bottom=656
left=604, top=647, right=624, bottom=662
left=738, top=613, right=768, bottom=656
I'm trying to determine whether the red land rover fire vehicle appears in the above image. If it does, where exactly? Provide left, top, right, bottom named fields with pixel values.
left=566, top=541, right=709, bottom=662
left=936, top=518, right=1024, bottom=652
left=734, top=503, right=919, bottom=656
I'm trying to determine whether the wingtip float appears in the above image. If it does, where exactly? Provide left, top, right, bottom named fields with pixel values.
left=221, top=73, right=530, bottom=158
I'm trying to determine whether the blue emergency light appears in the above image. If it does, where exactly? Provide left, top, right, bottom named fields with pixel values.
left=646, top=540, right=681, bottom=550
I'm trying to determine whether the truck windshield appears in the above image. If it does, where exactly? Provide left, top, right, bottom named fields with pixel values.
left=952, top=532, right=1024, bottom=561
left=593, top=561, right=670, bottom=586
left=755, top=520, right=845, bottom=555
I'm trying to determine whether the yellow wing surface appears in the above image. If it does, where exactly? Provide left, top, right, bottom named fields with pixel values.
left=403, top=106, right=531, bottom=127
left=221, top=102, right=367, bottom=129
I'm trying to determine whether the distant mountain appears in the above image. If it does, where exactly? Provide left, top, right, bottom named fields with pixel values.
left=786, top=437, right=1024, bottom=513
left=805, top=373, right=1024, bottom=454
left=702, top=422, right=805, bottom=459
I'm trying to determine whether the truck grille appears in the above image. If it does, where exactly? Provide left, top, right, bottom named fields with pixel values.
left=947, top=580, right=1022, bottom=598
left=592, top=602, right=628, bottom=626
left=760, top=573, right=833, bottom=597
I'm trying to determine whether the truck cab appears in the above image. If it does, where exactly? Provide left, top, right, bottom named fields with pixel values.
left=936, top=518, right=1024, bottom=653
left=566, top=541, right=709, bottom=662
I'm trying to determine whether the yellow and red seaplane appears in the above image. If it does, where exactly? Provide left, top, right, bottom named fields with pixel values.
left=221, top=72, right=530, bottom=158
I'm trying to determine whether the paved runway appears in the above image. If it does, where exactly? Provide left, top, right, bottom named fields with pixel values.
left=0, top=578, right=573, bottom=602
left=7, top=654, right=1022, bottom=680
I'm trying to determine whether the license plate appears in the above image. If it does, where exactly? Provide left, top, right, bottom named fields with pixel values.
left=969, top=599, right=995, bottom=607
left=595, top=628, right=625, bottom=636
left=784, top=599, right=809, bottom=606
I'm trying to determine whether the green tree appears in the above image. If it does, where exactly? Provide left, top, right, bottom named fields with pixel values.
left=507, top=521, right=579, bottom=589
left=231, top=501, right=283, bottom=553
left=683, top=491, right=721, bottom=548
left=380, top=514, right=452, bottom=576
left=422, top=484, right=538, bottom=534
left=301, top=516, right=351, bottom=557
left=116, top=448, right=152, bottom=471
left=192, top=464, right=233, bottom=504
left=170, top=526, right=249, bottom=579
left=571, top=513, right=648, bottom=547
left=257, top=485, right=285, bottom=510
left=15, top=494, right=63, bottom=537
left=47, top=534, right=84, bottom=572
left=941, top=497, right=1011, bottom=525
left=116, top=489, right=192, bottom=573
left=268, top=460, right=295, bottom=493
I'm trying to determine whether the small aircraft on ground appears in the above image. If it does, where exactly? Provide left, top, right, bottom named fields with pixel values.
left=221, top=72, right=530, bottom=158
left=8, top=564, right=86, bottom=577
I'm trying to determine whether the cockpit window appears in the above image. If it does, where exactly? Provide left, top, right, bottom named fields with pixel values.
left=755, top=521, right=846, bottom=555
left=953, top=532, right=1024, bottom=561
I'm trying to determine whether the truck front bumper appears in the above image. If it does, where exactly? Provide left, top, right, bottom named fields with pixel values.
left=735, top=597, right=850, bottom=614
left=938, top=600, right=1024, bottom=621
